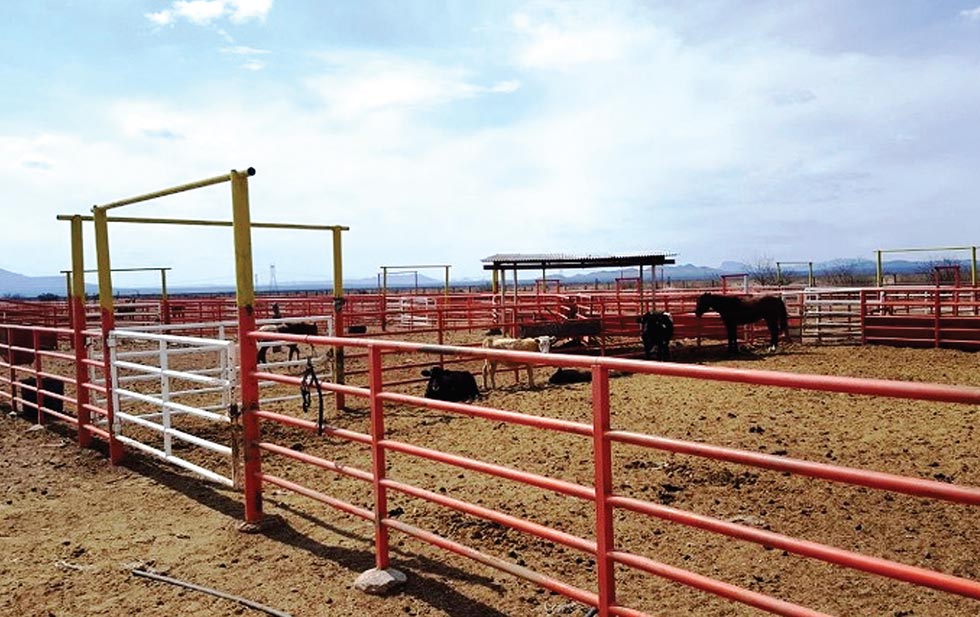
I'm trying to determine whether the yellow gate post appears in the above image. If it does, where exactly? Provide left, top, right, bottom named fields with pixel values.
left=228, top=168, right=266, bottom=525
left=69, top=216, right=92, bottom=448
left=332, top=227, right=346, bottom=411
left=92, top=206, right=124, bottom=463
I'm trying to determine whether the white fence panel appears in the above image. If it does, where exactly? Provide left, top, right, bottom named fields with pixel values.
left=108, top=329, right=237, bottom=487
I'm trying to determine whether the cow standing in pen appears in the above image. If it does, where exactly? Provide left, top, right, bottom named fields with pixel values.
left=482, top=335, right=556, bottom=390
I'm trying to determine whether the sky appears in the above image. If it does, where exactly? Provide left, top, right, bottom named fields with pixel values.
left=2, top=0, right=980, bottom=288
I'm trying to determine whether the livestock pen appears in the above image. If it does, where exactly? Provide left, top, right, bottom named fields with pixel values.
left=3, top=315, right=980, bottom=615
left=4, top=166, right=980, bottom=615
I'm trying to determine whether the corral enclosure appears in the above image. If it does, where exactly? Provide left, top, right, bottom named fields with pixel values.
left=3, top=170, right=978, bottom=616
left=2, top=319, right=980, bottom=616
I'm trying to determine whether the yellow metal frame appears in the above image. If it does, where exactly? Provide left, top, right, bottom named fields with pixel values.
left=59, top=168, right=350, bottom=481
left=62, top=266, right=172, bottom=299
left=379, top=264, right=451, bottom=296
left=875, top=246, right=978, bottom=287
left=55, top=213, right=350, bottom=326
left=775, top=261, right=815, bottom=287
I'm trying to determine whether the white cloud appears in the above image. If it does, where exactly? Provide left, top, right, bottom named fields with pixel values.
left=145, top=10, right=174, bottom=26
left=109, top=101, right=194, bottom=141
left=173, top=0, right=227, bottom=25
left=488, top=80, right=521, bottom=94
left=960, top=6, right=980, bottom=20
left=228, top=0, right=273, bottom=23
left=512, top=8, right=652, bottom=69
left=306, top=54, right=520, bottom=116
left=221, top=45, right=270, bottom=56
left=146, top=0, right=273, bottom=27
left=241, top=60, right=266, bottom=71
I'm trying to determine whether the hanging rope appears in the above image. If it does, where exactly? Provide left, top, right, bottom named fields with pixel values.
left=300, top=357, right=325, bottom=436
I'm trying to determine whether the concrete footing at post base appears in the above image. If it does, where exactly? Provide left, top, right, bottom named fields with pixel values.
left=237, top=515, right=284, bottom=534
left=354, top=567, right=407, bottom=595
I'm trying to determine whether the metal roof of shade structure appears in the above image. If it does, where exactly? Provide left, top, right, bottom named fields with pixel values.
left=481, top=252, right=676, bottom=271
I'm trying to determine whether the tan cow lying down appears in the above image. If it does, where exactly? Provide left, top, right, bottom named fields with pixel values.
left=482, top=335, right=556, bottom=390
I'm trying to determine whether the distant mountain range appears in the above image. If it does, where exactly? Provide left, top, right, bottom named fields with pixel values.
left=0, top=258, right=969, bottom=298
left=0, top=268, right=86, bottom=298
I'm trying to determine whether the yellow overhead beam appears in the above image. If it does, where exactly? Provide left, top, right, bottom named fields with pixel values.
left=56, top=214, right=348, bottom=232
left=94, top=168, right=253, bottom=211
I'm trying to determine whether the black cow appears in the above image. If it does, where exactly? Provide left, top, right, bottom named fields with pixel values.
left=548, top=367, right=592, bottom=384
left=638, top=311, right=674, bottom=361
left=421, top=367, right=479, bottom=402
left=0, top=329, right=59, bottom=365
left=18, top=377, right=65, bottom=414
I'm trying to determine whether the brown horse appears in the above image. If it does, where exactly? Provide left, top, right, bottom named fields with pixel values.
left=694, top=293, right=789, bottom=354
left=256, top=321, right=318, bottom=364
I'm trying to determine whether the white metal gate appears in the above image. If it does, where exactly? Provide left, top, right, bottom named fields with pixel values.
left=388, top=296, right=435, bottom=327
left=108, top=329, right=237, bottom=487
left=801, top=287, right=863, bottom=344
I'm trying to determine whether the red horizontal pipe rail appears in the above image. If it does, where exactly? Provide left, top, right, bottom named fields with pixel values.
left=384, top=517, right=601, bottom=610
left=81, top=403, right=108, bottom=418
left=609, top=430, right=980, bottom=505
left=82, top=382, right=107, bottom=395
left=383, top=478, right=596, bottom=555
left=1, top=343, right=44, bottom=356
left=261, top=473, right=374, bottom=521
left=380, top=438, right=594, bottom=501
left=0, top=323, right=72, bottom=335
left=252, top=371, right=368, bottom=400
left=253, top=410, right=372, bottom=446
left=609, top=550, right=829, bottom=617
left=37, top=407, right=77, bottom=425
left=344, top=353, right=486, bottom=381
left=34, top=370, right=75, bottom=385
left=258, top=441, right=374, bottom=483
left=610, top=494, right=980, bottom=601
left=379, top=391, right=594, bottom=437
left=35, top=349, right=76, bottom=363
left=82, top=424, right=111, bottom=441
left=30, top=388, right=73, bottom=407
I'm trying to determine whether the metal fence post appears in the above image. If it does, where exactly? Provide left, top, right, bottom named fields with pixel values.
left=230, top=168, right=264, bottom=525
left=591, top=364, right=615, bottom=616
left=368, top=344, right=391, bottom=568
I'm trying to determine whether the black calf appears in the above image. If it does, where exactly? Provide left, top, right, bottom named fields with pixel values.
left=638, top=311, right=674, bottom=361
left=548, top=368, right=592, bottom=384
left=18, top=377, right=65, bottom=414
left=421, top=367, right=479, bottom=402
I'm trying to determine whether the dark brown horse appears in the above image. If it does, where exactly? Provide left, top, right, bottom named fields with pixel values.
left=694, top=293, right=789, bottom=354
left=256, top=321, right=318, bottom=364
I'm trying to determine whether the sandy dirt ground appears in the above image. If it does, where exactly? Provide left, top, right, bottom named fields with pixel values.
left=1, top=338, right=979, bottom=617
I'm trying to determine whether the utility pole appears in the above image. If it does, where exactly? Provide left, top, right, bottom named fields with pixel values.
left=269, top=264, right=278, bottom=292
